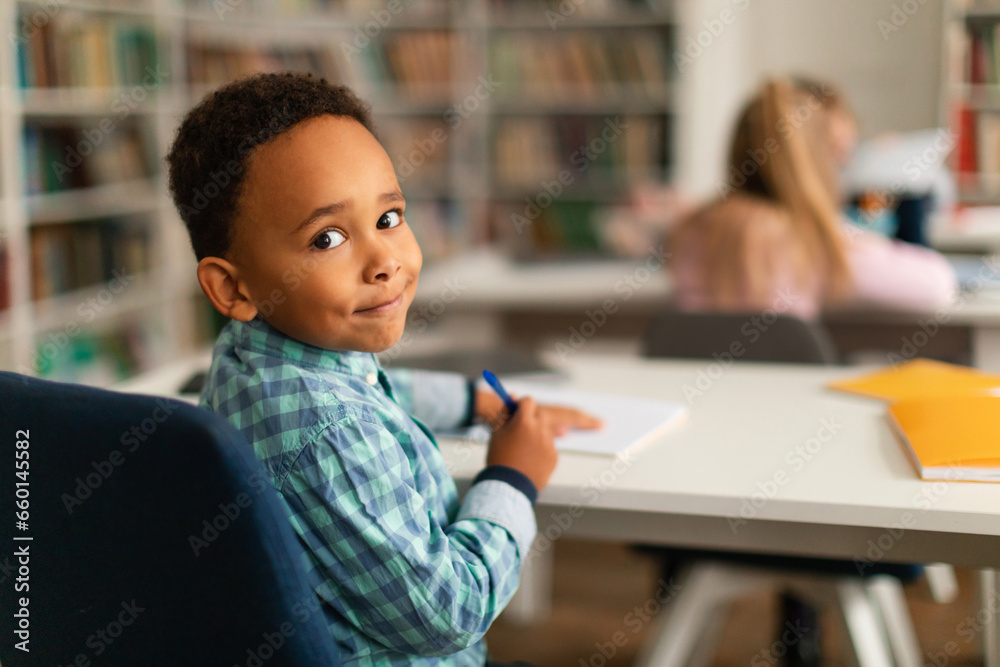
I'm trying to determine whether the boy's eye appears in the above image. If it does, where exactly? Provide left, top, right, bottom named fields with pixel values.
left=377, top=210, right=402, bottom=230
left=312, top=229, right=346, bottom=250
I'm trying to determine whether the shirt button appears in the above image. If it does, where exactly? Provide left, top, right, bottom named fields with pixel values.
left=365, top=372, right=378, bottom=385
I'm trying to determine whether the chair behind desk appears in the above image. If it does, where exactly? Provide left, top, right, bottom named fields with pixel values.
left=643, top=309, right=839, bottom=364
left=637, top=310, right=955, bottom=667
left=0, top=372, right=341, bottom=667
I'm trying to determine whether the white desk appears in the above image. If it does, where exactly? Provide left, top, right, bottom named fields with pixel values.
left=441, top=353, right=1000, bottom=568
left=120, top=344, right=1000, bottom=565
left=932, top=212, right=1000, bottom=254
left=444, top=352, right=1000, bottom=661
left=116, top=350, right=1000, bottom=660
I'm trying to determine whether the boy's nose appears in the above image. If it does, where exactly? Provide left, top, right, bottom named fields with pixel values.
left=363, top=239, right=402, bottom=283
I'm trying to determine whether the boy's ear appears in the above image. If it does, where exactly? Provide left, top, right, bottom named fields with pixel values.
left=197, top=257, right=259, bottom=322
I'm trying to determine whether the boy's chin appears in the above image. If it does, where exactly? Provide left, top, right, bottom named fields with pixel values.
left=360, top=320, right=408, bottom=355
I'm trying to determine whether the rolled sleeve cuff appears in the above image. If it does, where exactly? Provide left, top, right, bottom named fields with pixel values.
left=411, top=370, right=470, bottom=431
left=472, top=465, right=537, bottom=504
left=457, top=479, right=537, bottom=560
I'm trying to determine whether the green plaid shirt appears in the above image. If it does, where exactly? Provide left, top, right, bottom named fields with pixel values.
left=199, top=319, right=537, bottom=666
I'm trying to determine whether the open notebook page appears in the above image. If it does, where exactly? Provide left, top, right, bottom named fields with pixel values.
left=473, top=380, right=689, bottom=457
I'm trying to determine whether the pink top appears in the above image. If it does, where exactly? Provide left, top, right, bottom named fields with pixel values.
left=671, top=222, right=958, bottom=320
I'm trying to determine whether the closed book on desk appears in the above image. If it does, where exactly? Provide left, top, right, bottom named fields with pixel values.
left=499, top=381, right=688, bottom=457
left=888, top=395, right=1000, bottom=482
left=829, top=359, right=1000, bottom=401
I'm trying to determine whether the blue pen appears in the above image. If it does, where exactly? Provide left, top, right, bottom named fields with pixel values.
left=482, top=370, right=518, bottom=415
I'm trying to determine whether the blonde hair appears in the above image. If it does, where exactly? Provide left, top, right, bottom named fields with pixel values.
left=671, top=78, right=853, bottom=307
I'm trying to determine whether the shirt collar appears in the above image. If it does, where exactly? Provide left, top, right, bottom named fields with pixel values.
left=230, top=318, right=381, bottom=377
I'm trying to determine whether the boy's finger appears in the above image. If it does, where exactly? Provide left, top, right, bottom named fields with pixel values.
left=515, top=396, right=536, bottom=416
left=572, top=411, right=604, bottom=430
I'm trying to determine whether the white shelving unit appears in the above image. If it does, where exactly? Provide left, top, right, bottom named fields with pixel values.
left=0, top=0, right=678, bottom=384
left=943, top=0, right=1000, bottom=204
left=1, top=0, right=205, bottom=385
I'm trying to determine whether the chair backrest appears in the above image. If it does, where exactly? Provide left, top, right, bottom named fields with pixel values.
left=643, top=310, right=838, bottom=364
left=0, top=372, right=341, bottom=666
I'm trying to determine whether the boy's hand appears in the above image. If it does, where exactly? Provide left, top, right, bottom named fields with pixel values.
left=486, top=397, right=558, bottom=492
left=476, top=389, right=604, bottom=437
left=535, top=404, right=603, bottom=437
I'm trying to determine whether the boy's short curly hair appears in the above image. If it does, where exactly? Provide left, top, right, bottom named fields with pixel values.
left=166, top=72, right=375, bottom=260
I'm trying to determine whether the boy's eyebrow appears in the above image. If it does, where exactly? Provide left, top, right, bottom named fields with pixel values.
left=292, top=190, right=406, bottom=236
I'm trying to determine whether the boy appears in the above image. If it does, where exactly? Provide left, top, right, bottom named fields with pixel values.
left=166, top=72, right=600, bottom=666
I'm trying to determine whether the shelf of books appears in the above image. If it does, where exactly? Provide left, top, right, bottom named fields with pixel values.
left=1, top=0, right=675, bottom=384
left=484, top=1, right=673, bottom=259
left=2, top=0, right=205, bottom=386
left=948, top=0, right=1000, bottom=203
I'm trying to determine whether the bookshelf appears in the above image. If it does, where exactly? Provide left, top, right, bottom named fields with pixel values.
left=944, top=0, right=1000, bottom=203
left=2, top=0, right=206, bottom=385
left=0, top=0, right=677, bottom=385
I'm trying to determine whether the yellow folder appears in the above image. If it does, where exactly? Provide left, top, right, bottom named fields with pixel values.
left=888, top=396, right=1000, bottom=482
left=829, top=358, right=1000, bottom=401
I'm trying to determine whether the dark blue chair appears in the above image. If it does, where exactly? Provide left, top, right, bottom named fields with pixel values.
left=0, top=371, right=341, bottom=667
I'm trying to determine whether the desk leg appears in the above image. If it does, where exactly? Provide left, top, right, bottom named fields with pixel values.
left=982, top=570, right=1000, bottom=667
left=502, top=546, right=554, bottom=625
left=971, top=327, right=1000, bottom=372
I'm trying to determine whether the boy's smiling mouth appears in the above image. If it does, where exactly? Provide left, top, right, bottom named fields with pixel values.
left=355, top=290, right=406, bottom=315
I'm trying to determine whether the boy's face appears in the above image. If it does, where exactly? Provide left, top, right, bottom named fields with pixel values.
left=231, top=115, right=422, bottom=353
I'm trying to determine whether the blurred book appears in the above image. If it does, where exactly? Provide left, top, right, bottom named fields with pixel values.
left=493, top=116, right=667, bottom=190
left=828, top=358, right=1000, bottom=401
left=17, top=11, right=157, bottom=88
left=22, top=123, right=151, bottom=194
left=187, top=42, right=342, bottom=88
left=889, top=395, right=1000, bottom=482
left=491, top=30, right=669, bottom=102
left=30, top=217, right=151, bottom=301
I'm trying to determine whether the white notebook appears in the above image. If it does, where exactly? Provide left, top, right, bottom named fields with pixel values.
left=491, top=381, right=689, bottom=456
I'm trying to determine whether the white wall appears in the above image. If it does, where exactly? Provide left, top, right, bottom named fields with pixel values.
left=677, top=0, right=946, bottom=197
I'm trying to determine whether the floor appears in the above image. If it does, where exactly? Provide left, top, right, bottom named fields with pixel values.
left=485, top=539, right=985, bottom=667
